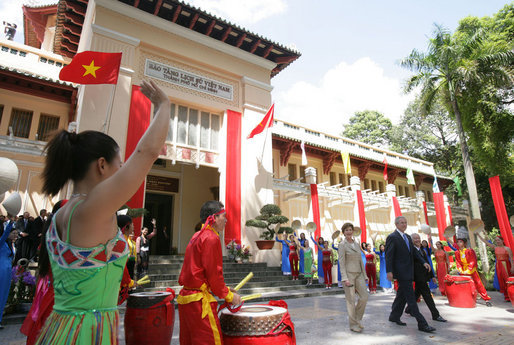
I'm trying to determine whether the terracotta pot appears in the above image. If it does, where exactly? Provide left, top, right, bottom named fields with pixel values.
left=255, top=240, right=275, bottom=250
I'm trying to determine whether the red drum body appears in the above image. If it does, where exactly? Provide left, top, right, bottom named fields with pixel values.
left=223, top=333, right=294, bottom=345
left=125, top=290, right=176, bottom=345
left=444, top=275, right=477, bottom=308
left=507, top=277, right=514, bottom=307
left=220, top=303, right=295, bottom=345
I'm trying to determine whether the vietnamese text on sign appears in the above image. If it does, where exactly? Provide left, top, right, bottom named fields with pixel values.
left=144, top=59, right=233, bottom=101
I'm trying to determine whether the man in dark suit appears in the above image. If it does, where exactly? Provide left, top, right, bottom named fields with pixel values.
left=29, top=209, right=47, bottom=260
left=14, top=211, right=32, bottom=263
left=385, top=216, right=436, bottom=333
left=405, top=233, right=446, bottom=322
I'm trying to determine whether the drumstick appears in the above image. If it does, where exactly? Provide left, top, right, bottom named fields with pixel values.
left=241, top=293, right=261, bottom=302
left=234, top=272, right=254, bottom=292
left=137, top=275, right=151, bottom=285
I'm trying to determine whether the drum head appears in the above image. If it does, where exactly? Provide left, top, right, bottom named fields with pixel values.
left=127, top=291, right=172, bottom=309
left=220, top=304, right=288, bottom=336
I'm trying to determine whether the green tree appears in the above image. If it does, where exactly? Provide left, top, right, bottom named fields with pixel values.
left=342, top=110, right=393, bottom=147
left=400, top=24, right=514, bottom=221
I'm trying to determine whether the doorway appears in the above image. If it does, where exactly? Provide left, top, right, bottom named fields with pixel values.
left=144, top=193, right=173, bottom=255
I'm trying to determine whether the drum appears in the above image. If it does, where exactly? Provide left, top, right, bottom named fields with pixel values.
left=507, top=277, right=514, bottom=307
left=220, top=304, right=295, bottom=345
left=125, top=290, right=175, bottom=345
left=444, top=275, right=477, bottom=308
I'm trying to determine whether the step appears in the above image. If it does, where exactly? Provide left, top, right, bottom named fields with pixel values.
left=147, top=269, right=285, bottom=281
left=143, top=285, right=344, bottom=303
left=147, top=277, right=312, bottom=289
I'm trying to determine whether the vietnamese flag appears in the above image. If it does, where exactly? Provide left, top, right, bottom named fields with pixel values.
left=247, top=103, right=274, bottom=139
left=59, top=51, right=122, bottom=84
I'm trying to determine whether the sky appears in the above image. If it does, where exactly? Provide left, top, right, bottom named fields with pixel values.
left=1, top=0, right=510, bottom=136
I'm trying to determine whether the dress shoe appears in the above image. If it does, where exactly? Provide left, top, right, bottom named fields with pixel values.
left=486, top=301, right=493, bottom=307
left=350, top=326, right=362, bottom=333
left=433, top=316, right=447, bottom=322
left=418, top=325, right=436, bottom=333
left=388, top=318, right=406, bottom=326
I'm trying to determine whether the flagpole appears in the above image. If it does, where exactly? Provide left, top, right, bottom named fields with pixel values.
left=260, top=121, right=271, bottom=162
left=103, top=83, right=117, bottom=133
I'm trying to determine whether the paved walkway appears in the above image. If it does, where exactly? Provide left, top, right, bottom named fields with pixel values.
left=2, top=289, right=513, bottom=344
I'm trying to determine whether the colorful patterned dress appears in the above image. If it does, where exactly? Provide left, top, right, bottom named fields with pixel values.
left=35, top=204, right=128, bottom=345
left=303, top=247, right=313, bottom=278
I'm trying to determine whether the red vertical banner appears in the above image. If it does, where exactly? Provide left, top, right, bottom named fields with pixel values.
left=433, top=192, right=447, bottom=241
left=310, top=184, right=321, bottom=240
left=125, top=85, right=151, bottom=236
left=225, top=110, right=242, bottom=245
left=422, top=201, right=430, bottom=225
left=356, top=190, right=367, bottom=242
left=489, top=176, right=514, bottom=250
left=392, top=196, right=402, bottom=217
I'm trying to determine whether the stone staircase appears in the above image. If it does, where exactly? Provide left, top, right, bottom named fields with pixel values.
left=142, top=255, right=342, bottom=303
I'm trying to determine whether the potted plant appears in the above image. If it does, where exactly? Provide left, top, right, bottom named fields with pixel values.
left=226, top=239, right=238, bottom=261
left=240, top=245, right=252, bottom=263
left=245, top=204, right=292, bottom=250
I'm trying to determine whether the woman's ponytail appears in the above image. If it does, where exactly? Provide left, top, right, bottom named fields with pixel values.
left=42, top=130, right=74, bottom=196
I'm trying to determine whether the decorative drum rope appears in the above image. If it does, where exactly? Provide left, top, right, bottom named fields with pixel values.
left=220, top=305, right=288, bottom=337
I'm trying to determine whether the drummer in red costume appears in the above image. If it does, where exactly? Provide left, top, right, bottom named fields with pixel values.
left=177, top=201, right=242, bottom=345
left=454, top=238, right=492, bottom=306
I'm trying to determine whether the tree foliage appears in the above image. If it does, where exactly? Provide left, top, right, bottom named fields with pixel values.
left=342, top=110, right=393, bottom=147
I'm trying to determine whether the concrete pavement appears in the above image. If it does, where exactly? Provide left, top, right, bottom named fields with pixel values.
left=2, top=289, right=513, bottom=344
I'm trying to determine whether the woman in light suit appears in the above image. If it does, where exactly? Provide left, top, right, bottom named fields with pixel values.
left=338, top=222, right=369, bottom=333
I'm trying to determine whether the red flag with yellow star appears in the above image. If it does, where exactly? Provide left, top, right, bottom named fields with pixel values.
left=59, top=51, right=122, bottom=84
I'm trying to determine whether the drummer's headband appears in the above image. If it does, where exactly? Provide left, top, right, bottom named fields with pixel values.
left=203, top=209, right=226, bottom=229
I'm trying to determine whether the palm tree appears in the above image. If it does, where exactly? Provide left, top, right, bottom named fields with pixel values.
left=401, top=25, right=514, bottom=221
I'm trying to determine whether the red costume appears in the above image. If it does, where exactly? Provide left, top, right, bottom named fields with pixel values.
left=434, top=249, right=448, bottom=296
left=454, top=247, right=491, bottom=301
left=20, top=275, right=54, bottom=345
left=177, top=223, right=233, bottom=345
left=322, top=249, right=333, bottom=288
left=365, top=253, right=377, bottom=292
left=495, top=246, right=513, bottom=301
left=289, top=244, right=299, bottom=279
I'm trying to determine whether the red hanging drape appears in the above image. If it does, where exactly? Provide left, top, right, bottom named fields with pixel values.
left=356, top=190, right=367, bottom=243
left=125, top=85, right=151, bottom=236
left=310, top=184, right=321, bottom=241
left=433, top=192, right=447, bottom=241
left=489, top=175, right=514, bottom=250
left=225, top=110, right=242, bottom=245
left=422, top=201, right=430, bottom=225
left=392, top=196, right=402, bottom=217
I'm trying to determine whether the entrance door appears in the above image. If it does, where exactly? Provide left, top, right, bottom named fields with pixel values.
left=144, top=193, right=173, bottom=255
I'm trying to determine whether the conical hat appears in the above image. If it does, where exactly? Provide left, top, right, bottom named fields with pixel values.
left=306, top=222, right=317, bottom=233
left=353, top=226, right=362, bottom=237
left=291, top=219, right=302, bottom=230
left=510, top=215, right=514, bottom=227
left=444, top=226, right=456, bottom=239
left=0, top=158, right=18, bottom=194
left=1, top=192, right=21, bottom=216
left=468, top=219, right=484, bottom=234
left=332, top=230, right=341, bottom=241
left=420, top=224, right=431, bottom=235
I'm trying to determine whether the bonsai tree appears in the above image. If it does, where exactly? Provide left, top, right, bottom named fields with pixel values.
left=245, top=204, right=292, bottom=240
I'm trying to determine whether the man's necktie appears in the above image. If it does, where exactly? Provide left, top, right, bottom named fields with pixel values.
left=403, top=233, right=410, bottom=251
